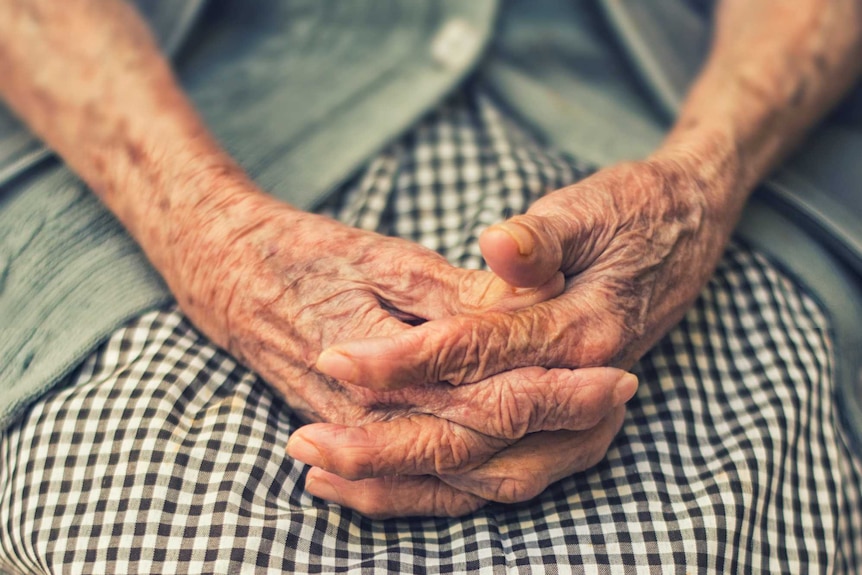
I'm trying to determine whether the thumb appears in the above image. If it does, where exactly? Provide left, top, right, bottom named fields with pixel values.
left=366, top=254, right=565, bottom=325
left=478, top=212, right=569, bottom=288
left=479, top=184, right=615, bottom=288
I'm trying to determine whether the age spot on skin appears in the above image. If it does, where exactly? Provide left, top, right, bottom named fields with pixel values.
left=680, top=117, right=700, bottom=131
left=813, top=52, right=828, bottom=73
left=92, top=153, right=107, bottom=177
left=125, top=139, right=145, bottom=165
left=790, top=77, right=809, bottom=107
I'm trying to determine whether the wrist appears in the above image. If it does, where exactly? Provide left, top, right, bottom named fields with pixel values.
left=128, top=151, right=269, bottom=284
left=649, top=126, right=750, bottom=225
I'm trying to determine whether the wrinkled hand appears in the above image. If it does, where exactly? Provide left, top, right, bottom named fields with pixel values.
left=167, top=186, right=561, bottom=422
left=315, top=156, right=733, bottom=388
left=288, top=375, right=631, bottom=518
left=165, top=186, right=637, bottom=517
left=297, top=156, right=731, bottom=516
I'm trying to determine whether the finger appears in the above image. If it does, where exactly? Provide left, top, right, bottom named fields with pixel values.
left=287, top=416, right=510, bottom=480
left=314, top=309, right=560, bottom=390
left=304, top=469, right=487, bottom=519
left=478, top=217, right=566, bottom=288
left=300, top=407, right=627, bottom=516
left=478, top=187, right=616, bottom=288
left=315, top=290, right=623, bottom=389
left=383, top=264, right=565, bottom=321
left=440, top=406, right=626, bottom=503
left=285, top=368, right=636, bottom=481
left=410, top=367, right=638, bottom=437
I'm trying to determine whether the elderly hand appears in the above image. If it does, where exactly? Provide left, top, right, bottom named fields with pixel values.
left=167, top=185, right=638, bottom=517
left=287, top=373, right=631, bottom=518
left=167, top=185, right=565, bottom=422
left=292, top=153, right=738, bottom=517
left=314, top=152, right=736, bottom=387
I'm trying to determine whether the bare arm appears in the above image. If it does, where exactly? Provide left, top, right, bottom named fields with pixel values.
left=664, top=0, right=862, bottom=215
left=0, top=0, right=244, bottom=274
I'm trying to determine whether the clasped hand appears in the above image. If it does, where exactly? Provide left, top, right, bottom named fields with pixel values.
left=172, top=156, right=720, bottom=518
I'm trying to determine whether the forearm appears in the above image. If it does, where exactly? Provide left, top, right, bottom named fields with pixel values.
left=657, top=0, right=862, bottom=220
left=0, top=0, right=261, bottom=278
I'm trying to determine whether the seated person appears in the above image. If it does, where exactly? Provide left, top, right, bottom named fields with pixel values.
left=0, top=0, right=860, bottom=571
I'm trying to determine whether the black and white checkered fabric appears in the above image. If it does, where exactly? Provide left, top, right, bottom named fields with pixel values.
left=1, top=87, right=860, bottom=574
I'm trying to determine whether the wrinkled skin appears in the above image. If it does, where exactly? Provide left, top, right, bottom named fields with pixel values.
left=305, top=157, right=739, bottom=515
left=166, top=187, right=638, bottom=518
left=317, top=157, right=732, bottom=387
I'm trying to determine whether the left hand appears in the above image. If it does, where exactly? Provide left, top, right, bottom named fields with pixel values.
left=313, top=151, right=738, bottom=386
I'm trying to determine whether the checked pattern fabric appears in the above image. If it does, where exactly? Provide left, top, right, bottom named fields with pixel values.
left=1, top=87, right=860, bottom=574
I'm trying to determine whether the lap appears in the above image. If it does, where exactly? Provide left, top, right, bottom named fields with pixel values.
left=1, top=87, right=860, bottom=574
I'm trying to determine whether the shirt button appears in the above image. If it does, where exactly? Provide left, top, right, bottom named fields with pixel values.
left=431, top=18, right=481, bottom=71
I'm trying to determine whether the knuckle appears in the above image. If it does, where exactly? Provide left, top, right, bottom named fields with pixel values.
left=536, top=214, right=570, bottom=258
left=626, top=160, right=666, bottom=191
left=493, top=388, right=532, bottom=439
left=352, top=478, right=400, bottom=520
left=435, top=318, right=493, bottom=385
left=380, top=419, right=482, bottom=476
left=489, top=471, right=546, bottom=504
left=333, top=451, right=377, bottom=481
left=519, top=308, right=563, bottom=365
left=325, top=427, right=380, bottom=480
left=573, top=416, right=623, bottom=472
left=417, top=320, right=471, bottom=384
left=433, top=424, right=508, bottom=476
left=576, top=318, right=627, bottom=366
left=548, top=376, right=608, bottom=430
left=473, top=368, right=571, bottom=437
left=456, top=272, right=496, bottom=312
left=433, top=426, right=479, bottom=474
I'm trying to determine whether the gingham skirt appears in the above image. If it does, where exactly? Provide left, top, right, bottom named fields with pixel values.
left=1, top=87, right=860, bottom=574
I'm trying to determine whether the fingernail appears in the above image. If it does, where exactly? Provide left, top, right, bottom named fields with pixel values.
left=306, top=475, right=340, bottom=502
left=316, top=349, right=357, bottom=382
left=287, top=434, right=326, bottom=467
left=496, top=222, right=534, bottom=257
left=612, top=373, right=639, bottom=405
